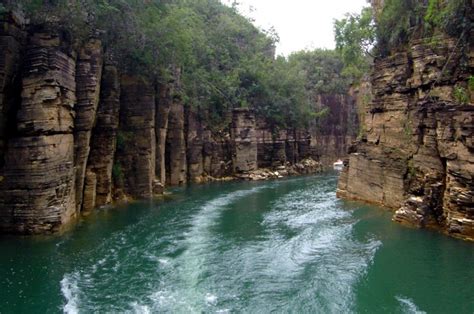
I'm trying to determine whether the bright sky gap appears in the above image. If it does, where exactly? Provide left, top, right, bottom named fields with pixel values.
left=222, top=0, right=368, bottom=56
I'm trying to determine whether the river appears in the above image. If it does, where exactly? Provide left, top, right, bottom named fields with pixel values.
left=0, top=172, right=473, bottom=313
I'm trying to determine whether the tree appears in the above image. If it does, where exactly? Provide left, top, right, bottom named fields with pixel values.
left=334, top=7, right=375, bottom=81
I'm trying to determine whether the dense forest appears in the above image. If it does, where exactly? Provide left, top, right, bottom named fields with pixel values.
left=1, top=0, right=470, bottom=145
left=0, top=0, right=356, bottom=133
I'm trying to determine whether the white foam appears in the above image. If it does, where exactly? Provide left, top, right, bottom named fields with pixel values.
left=396, top=296, right=427, bottom=314
left=60, top=272, right=80, bottom=314
left=129, top=302, right=151, bottom=314
left=205, top=293, right=218, bottom=306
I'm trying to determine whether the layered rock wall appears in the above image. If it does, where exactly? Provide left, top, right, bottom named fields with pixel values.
left=312, top=94, right=358, bottom=166
left=0, top=27, right=77, bottom=233
left=338, top=35, right=474, bottom=241
left=0, top=14, right=352, bottom=234
left=0, top=13, right=24, bottom=170
left=74, top=39, right=103, bottom=212
left=231, top=108, right=258, bottom=173
left=166, top=102, right=187, bottom=185
left=116, top=75, right=156, bottom=199
left=155, top=83, right=172, bottom=185
left=85, top=64, right=120, bottom=210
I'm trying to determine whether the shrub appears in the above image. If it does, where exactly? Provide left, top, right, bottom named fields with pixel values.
left=453, top=86, right=469, bottom=104
left=112, top=162, right=124, bottom=187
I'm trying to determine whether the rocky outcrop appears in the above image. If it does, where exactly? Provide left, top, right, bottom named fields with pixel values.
left=231, top=108, right=258, bottom=173
left=186, top=108, right=205, bottom=183
left=84, top=64, right=120, bottom=210
left=203, top=131, right=232, bottom=178
left=338, top=35, right=474, bottom=241
left=0, top=13, right=351, bottom=234
left=0, top=27, right=77, bottom=233
left=312, top=94, right=358, bottom=166
left=74, top=39, right=103, bottom=212
left=256, top=123, right=286, bottom=168
left=155, top=83, right=172, bottom=185
left=0, top=12, right=25, bottom=170
left=116, top=75, right=156, bottom=199
left=166, top=102, right=187, bottom=185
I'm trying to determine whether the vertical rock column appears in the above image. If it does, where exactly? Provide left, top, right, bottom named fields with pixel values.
left=0, top=30, right=77, bottom=234
left=312, top=94, right=358, bottom=166
left=256, top=119, right=273, bottom=168
left=256, top=120, right=287, bottom=168
left=231, top=108, right=258, bottom=173
left=271, top=130, right=287, bottom=167
left=285, top=129, right=298, bottom=164
left=84, top=64, right=120, bottom=210
left=166, top=102, right=187, bottom=185
left=186, top=108, right=204, bottom=183
left=0, top=12, right=24, bottom=170
left=155, top=83, right=172, bottom=185
left=73, top=39, right=103, bottom=212
left=295, top=130, right=312, bottom=161
left=116, top=75, right=156, bottom=199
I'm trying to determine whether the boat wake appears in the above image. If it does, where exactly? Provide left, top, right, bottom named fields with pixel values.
left=396, top=296, right=427, bottom=314
left=60, top=272, right=80, bottom=314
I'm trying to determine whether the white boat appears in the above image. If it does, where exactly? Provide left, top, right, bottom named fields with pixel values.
left=333, top=159, right=344, bottom=171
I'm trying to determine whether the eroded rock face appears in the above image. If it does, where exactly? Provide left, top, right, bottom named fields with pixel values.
left=74, top=39, right=103, bottom=212
left=0, top=12, right=356, bottom=234
left=231, top=108, right=258, bottom=173
left=256, top=121, right=287, bottom=168
left=85, top=64, right=120, bottom=210
left=116, top=75, right=156, bottom=199
left=155, top=83, right=172, bottom=185
left=0, top=28, right=77, bottom=234
left=166, top=102, right=187, bottom=185
left=338, top=36, right=473, bottom=241
left=186, top=108, right=204, bottom=183
left=312, top=94, right=358, bottom=167
left=0, top=12, right=25, bottom=170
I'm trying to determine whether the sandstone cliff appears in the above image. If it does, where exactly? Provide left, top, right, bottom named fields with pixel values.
left=338, top=33, right=473, bottom=241
left=0, top=13, right=354, bottom=234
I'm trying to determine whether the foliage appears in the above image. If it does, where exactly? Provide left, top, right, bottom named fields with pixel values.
left=288, top=49, right=350, bottom=96
left=424, top=0, right=468, bottom=36
left=5, top=0, right=352, bottom=130
left=112, top=162, right=124, bottom=187
left=453, top=86, right=469, bottom=104
left=116, top=131, right=133, bottom=152
left=334, top=7, right=375, bottom=80
left=375, top=0, right=425, bottom=56
left=335, top=0, right=470, bottom=69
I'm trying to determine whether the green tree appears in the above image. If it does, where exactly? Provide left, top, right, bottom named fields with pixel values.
left=334, top=7, right=375, bottom=81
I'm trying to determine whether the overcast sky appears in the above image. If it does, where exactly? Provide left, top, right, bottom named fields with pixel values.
left=222, top=0, right=369, bottom=56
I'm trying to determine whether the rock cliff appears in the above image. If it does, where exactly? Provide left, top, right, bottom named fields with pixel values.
left=0, top=13, right=355, bottom=234
left=338, top=33, right=473, bottom=241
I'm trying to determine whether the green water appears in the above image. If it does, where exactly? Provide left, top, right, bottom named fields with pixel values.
left=0, top=173, right=473, bottom=313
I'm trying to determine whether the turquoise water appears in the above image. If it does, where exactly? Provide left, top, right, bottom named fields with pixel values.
left=0, top=173, right=473, bottom=313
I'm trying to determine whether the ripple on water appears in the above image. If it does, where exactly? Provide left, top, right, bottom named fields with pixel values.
left=257, top=183, right=382, bottom=312
left=59, top=177, right=382, bottom=313
left=396, top=296, right=427, bottom=314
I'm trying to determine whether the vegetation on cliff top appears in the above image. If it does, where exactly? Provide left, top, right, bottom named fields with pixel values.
left=334, top=0, right=470, bottom=76
left=3, top=0, right=351, bottom=132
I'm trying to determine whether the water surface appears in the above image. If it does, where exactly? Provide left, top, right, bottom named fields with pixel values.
left=0, top=173, right=473, bottom=313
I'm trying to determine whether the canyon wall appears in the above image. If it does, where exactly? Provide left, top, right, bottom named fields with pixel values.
left=338, top=34, right=474, bottom=240
left=311, top=94, right=358, bottom=166
left=0, top=13, right=355, bottom=234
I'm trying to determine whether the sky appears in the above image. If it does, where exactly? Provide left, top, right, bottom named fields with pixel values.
left=222, top=0, right=369, bottom=56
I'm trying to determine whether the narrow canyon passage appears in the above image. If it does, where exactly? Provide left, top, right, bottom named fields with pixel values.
left=0, top=173, right=472, bottom=313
